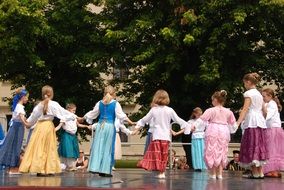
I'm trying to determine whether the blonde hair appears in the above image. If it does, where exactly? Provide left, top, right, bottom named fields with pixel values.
left=42, top=85, right=54, bottom=115
left=152, top=90, right=170, bottom=106
left=190, top=107, right=203, bottom=119
left=243, top=72, right=261, bottom=85
left=212, top=90, right=227, bottom=105
left=262, top=88, right=282, bottom=112
left=103, top=85, right=116, bottom=104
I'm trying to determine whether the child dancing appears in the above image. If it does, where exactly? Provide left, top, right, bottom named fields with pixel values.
left=236, top=73, right=268, bottom=179
left=84, top=85, right=134, bottom=177
left=19, top=85, right=77, bottom=176
left=0, top=88, right=29, bottom=174
left=262, top=88, right=284, bottom=178
left=56, top=103, right=89, bottom=171
left=134, top=89, right=190, bottom=179
left=198, top=90, right=236, bottom=179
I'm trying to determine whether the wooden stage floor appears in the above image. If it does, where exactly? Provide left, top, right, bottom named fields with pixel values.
left=1, top=169, right=284, bottom=190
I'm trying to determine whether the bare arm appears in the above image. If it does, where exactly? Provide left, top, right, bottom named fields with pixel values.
left=172, top=129, right=185, bottom=136
left=55, top=122, right=64, bottom=131
left=19, top=114, right=30, bottom=127
left=236, top=97, right=251, bottom=126
left=76, top=121, right=89, bottom=128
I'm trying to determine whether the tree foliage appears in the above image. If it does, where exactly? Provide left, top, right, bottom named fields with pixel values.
left=97, top=0, right=284, bottom=119
left=1, top=1, right=284, bottom=142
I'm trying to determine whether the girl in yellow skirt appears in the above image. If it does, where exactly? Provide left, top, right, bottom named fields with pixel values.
left=19, top=85, right=77, bottom=176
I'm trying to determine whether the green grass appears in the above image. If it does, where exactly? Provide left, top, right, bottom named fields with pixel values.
left=114, top=160, right=139, bottom=168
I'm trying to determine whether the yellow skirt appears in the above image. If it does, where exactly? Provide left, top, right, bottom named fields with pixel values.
left=19, top=120, right=61, bottom=174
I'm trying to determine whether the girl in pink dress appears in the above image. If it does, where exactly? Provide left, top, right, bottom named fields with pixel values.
left=262, top=88, right=284, bottom=178
left=199, top=90, right=236, bottom=179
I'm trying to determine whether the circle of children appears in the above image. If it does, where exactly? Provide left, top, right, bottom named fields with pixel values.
left=0, top=72, right=283, bottom=179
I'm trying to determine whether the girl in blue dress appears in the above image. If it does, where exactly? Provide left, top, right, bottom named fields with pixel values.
left=0, top=88, right=29, bottom=174
left=84, top=86, right=134, bottom=177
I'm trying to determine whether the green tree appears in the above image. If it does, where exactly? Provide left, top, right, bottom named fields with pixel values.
left=0, top=0, right=105, bottom=116
left=98, top=0, right=284, bottom=118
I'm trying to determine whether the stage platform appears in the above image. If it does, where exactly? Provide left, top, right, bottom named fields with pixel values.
left=1, top=169, right=284, bottom=190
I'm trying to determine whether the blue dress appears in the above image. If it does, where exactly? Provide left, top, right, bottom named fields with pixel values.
left=88, top=101, right=117, bottom=174
left=0, top=124, right=5, bottom=146
left=0, top=121, right=24, bottom=167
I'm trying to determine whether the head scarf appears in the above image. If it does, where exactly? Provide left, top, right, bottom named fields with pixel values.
left=11, top=89, right=28, bottom=111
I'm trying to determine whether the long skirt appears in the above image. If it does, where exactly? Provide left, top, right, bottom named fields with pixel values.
left=143, top=131, right=152, bottom=154
left=239, top=127, right=268, bottom=168
left=88, top=122, right=116, bottom=175
left=139, top=140, right=169, bottom=172
left=58, top=130, right=79, bottom=159
left=0, top=121, right=24, bottom=167
left=114, top=133, right=122, bottom=160
left=263, top=127, right=284, bottom=173
left=192, top=138, right=207, bottom=170
left=0, top=124, right=5, bottom=144
left=19, top=120, right=61, bottom=174
left=204, top=123, right=230, bottom=169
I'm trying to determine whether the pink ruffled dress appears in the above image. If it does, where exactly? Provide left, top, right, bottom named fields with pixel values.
left=200, top=106, right=236, bottom=169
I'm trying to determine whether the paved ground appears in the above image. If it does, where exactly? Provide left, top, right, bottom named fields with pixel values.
left=1, top=169, right=284, bottom=189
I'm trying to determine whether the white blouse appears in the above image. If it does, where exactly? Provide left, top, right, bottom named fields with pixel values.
left=84, top=100, right=127, bottom=123
left=136, top=106, right=190, bottom=141
left=27, top=100, right=76, bottom=126
left=62, top=113, right=78, bottom=134
left=188, top=119, right=206, bottom=139
left=265, top=100, right=281, bottom=128
left=242, top=89, right=266, bottom=129
left=12, top=104, right=26, bottom=122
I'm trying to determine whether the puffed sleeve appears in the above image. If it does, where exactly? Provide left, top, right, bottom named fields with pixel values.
left=136, top=109, right=154, bottom=129
left=15, top=104, right=26, bottom=116
left=243, top=90, right=251, bottom=98
left=50, top=101, right=76, bottom=122
left=119, top=122, right=132, bottom=136
left=84, top=101, right=100, bottom=124
left=170, top=108, right=190, bottom=131
left=200, top=108, right=213, bottom=122
left=266, top=101, right=278, bottom=121
left=115, top=101, right=127, bottom=121
left=228, top=110, right=236, bottom=125
left=27, top=104, right=43, bottom=126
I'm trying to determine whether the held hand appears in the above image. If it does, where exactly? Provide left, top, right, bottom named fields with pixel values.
left=171, top=131, right=177, bottom=136
left=132, top=129, right=140, bottom=135
left=77, top=117, right=85, bottom=123
left=191, top=126, right=196, bottom=132
left=87, top=125, right=92, bottom=130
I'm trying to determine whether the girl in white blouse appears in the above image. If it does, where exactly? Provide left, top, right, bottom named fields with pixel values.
left=236, top=73, right=267, bottom=179
left=134, top=89, right=190, bottom=179
left=19, top=85, right=76, bottom=176
left=262, top=88, right=284, bottom=178
left=0, top=88, right=29, bottom=174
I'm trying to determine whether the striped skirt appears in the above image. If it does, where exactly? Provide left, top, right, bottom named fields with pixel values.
left=139, top=140, right=169, bottom=172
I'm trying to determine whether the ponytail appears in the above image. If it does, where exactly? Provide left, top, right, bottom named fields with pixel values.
left=41, top=85, right=54, bottom=115
left=103, top=93, right=113, bottom=104
left=103, top=86, right=116, bottom=104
